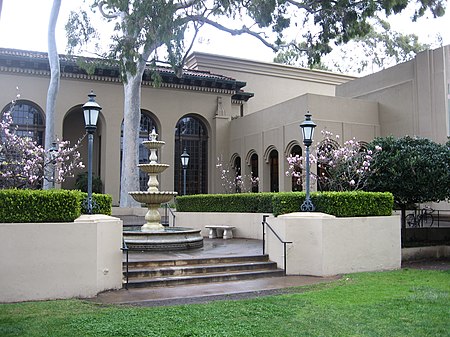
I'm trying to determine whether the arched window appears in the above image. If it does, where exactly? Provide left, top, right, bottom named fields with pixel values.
left=1, top=100, right=45, bottom=145
left=290, top=145, right=302, bottom=191
left=269, top=149, right=279, bottom=192
left=250, top=153, right=259, bottom=193
left=233, top=156, right=242, bottom=193
left=174, top=116, right=208, bottom=195
left=121, top=111, right=158, bottom=191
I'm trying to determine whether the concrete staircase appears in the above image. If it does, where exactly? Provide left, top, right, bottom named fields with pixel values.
left=123, top=255, right=284, bottom=288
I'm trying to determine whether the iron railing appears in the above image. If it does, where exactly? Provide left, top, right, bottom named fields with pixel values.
left=121, top=238, right=129, bottom=289
left=262, top=215, right=292, bottom=276
left=163, top=203, right=176, bottom=227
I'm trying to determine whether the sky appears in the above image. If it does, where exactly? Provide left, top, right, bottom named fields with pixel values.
left=0, top=0, right=449, bottom=66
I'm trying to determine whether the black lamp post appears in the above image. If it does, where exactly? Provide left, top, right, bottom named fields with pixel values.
left=300, top=112, right=316, bottom=212
left=181, top=148, right=189, bottom=195
left=82, top=91, right=101, bottom=214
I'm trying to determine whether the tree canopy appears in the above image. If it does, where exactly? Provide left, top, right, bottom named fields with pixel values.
left=65, top=0, right=446, bottom=206
left=366, top=136, right=450, bottom=226
left=67, top=0, right=446, bottom=70
left=274, top=18, right=433, bottom=74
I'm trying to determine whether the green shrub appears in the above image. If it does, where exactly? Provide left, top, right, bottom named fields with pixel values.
left=178, top=191, right=393, bottom=217
left=0, top=189, right=112, bottom=223
left=273, top=191, right=393, bottom=217
left=0, top=189, right=81, bottom=222
left=176, top=193, right=274, bottom=213
left=272, top=192, right=306, bottom=216
left=75, top=191, right=112, bottom=215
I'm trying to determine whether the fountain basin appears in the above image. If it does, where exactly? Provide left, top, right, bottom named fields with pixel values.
left=142, top=140, right=165, bottom=149
left=123, top=227, right=203, bottom=251
left=137, top=163, right=169, bottom=174
left=128, top=191, right=177, bottom=204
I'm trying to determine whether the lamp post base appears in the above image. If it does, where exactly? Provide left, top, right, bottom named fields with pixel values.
left=301, top=198, right=315, bottom=212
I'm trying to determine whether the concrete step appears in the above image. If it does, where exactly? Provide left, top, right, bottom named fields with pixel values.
left=126, top=261, right=279, bottom=279
left=122, top=254, right=284, bottom=288
left=126, top=269, right=285, bottom=288
left=123, top=254, right=271, bottom=269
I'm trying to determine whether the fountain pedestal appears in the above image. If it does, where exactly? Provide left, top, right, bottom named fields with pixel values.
left=123, top=130, right=203, bottom=250
left=128, top=191, right=176, bottom=231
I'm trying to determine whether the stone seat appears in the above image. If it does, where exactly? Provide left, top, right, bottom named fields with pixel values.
left=205, top=225, right=235, bottom=239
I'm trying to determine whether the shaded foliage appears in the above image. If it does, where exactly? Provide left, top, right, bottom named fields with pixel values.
left=274, top=18, right=432, bottom=74
left=366, top=136, right=450, bottom=226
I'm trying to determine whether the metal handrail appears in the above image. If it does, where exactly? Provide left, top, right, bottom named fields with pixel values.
left=163, top=203, right=176, bottom=227
left=121, top=238, right=129, bottom=290
left=262, top=215, right=292, bottom=276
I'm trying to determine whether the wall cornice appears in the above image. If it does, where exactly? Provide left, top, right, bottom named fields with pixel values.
left=0, top=66, right=236, bottom=95
left=187, top=52, right=356, bottom=86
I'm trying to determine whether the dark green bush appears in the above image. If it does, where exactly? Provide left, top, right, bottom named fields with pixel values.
left=176, top=193, right=274, bottom=213
left=0, top=189, right=112, bottom=223
left=75, top=172, right=103, bottom=193
left=178, top=191, right=394, bottom=217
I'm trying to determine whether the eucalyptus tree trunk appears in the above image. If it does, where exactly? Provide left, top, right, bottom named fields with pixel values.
left=43, top=0, right=61, bottom=190
left=119, top=45, right=155, bottom=207
left=119, top=74, right=142, bottom=207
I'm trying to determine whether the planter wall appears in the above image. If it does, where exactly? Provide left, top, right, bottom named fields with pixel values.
left=0, top=215, right=122, bottom=303
left=174, top=212, right=266, bottom=240
left=267, top=213, right=401, bottom=276
left=175, top=211, right=401, bottom=277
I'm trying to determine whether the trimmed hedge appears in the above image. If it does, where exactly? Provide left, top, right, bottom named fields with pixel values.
left=177, top=191, right=394, bottom=217
left=80, top=192, right=112, bottom=216
left=176, top=193, right=274, bottom=213
left=272, top=191, right=394, bottom=217
left=0, top=189, right=112, bottom=223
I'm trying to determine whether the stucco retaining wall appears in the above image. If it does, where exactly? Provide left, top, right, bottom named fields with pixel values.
left=266, top=213, right=401, bottom=276
left=175, top=211, right=401, bottom=276
left=402, top=245, right=450, bottom=261
left=174, top=212, right=266, bottom=240
left=0, top=215, right=122, bottom=303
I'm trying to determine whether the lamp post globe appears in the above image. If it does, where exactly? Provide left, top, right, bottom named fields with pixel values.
left=82, top=91, right=101, bottom=214
left=300, top=112, right=316, bottom=212
left=181, top=148, right=189, bottom=195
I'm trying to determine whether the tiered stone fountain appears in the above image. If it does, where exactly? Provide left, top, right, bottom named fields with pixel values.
left=123, top=130, right=203, bottom=251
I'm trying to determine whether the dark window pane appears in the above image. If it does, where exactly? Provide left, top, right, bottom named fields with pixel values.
left=174, top=116, right=208, bottom=195
left=2, top=101, right=45, bottom=146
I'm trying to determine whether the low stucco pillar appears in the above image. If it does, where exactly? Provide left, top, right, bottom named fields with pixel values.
left=267, top=212, right=401, bottom=276
left=0, top=215, right=122, bottom=303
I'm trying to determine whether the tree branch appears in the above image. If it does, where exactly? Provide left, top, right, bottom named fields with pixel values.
left=175, top=0, right=200, bottom=10
left=98, top=1, right=122, bottom=19
left=187, top=15, right=280, bottom=51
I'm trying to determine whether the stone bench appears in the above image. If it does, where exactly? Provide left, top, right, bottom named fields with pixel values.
left=205, top=225, right=235, bottom=239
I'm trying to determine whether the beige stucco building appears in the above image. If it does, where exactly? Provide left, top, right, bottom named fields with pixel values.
left=0, top=45, right=448, bottom=206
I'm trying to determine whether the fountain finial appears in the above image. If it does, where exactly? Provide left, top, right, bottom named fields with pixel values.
left=149, top=128, right=158, bottom=141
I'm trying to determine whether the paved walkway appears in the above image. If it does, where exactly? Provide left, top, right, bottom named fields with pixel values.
left=90, top=238, right=340, bottom=307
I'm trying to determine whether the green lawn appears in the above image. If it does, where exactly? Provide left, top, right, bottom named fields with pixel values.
left=1, top=269, right=449, bottom=337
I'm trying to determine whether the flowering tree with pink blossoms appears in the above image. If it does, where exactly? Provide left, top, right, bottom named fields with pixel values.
left=286, top=130, right=381, bottom=192
left=0, top=104, right=85, bottom=189
left=216, top=157, right=259, bottom=194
